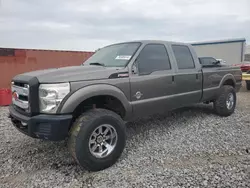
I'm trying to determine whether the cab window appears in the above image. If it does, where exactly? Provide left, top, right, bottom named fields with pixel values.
left=136, top=44, right=171, bottom=75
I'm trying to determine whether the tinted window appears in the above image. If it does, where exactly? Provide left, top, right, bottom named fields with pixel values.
left=136, top=44, right=171, bottom=75
left=172, top=45, right=195, bottom=69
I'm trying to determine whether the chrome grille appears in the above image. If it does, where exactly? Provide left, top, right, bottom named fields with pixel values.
left=11, top=82, right=30, bottom=111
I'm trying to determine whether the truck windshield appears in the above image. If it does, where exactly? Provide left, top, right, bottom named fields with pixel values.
left=83, top=42, right=141, bottom=67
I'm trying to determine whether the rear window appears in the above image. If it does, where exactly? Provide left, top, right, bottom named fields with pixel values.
left=172, top=45, right=195, bottom=69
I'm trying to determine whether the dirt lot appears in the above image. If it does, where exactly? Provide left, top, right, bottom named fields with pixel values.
left=0, top=85, right=250, bottom=188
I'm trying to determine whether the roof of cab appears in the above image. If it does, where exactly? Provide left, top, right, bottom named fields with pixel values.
left=104, top=40, right=189, bottom=47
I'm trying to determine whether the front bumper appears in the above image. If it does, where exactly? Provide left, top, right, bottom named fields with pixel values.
left=9, top=105, right=72, bottom=141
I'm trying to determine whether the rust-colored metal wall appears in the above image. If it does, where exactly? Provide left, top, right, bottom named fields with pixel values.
left=0, top=48, right=94, bottom=88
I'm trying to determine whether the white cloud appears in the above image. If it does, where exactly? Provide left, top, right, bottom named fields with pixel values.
left=0, top=0, right=249, bottom=51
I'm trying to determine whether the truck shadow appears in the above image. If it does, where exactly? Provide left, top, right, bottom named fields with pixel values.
left=121, top=103, right=216, bottom=159
left=126, top=103, right=215, bottom=135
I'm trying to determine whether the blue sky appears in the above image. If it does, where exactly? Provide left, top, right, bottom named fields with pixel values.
left=0, top=0, right=249, bottom=51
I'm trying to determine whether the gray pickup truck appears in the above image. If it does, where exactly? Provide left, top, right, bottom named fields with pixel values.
left=9, top=40, right=242, bottom=171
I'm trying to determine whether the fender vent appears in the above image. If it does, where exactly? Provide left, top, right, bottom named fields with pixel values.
left=109, top=72, right=129, bottom=79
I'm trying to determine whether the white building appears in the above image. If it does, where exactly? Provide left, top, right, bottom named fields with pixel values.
left=191, top=38, right=246, bottom=65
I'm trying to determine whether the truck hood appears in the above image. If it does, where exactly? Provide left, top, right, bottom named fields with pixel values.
left=14, top=65, right=127, bottom=83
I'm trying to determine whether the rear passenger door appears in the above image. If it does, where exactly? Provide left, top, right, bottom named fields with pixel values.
left=129, top=43, right=177, bottom=118
left=170, top=45, right=202, bottom=106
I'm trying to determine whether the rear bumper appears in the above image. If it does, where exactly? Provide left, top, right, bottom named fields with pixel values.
left=9, top=105, right=72, bottom=141
left=242, top=73, right=250, bottom=81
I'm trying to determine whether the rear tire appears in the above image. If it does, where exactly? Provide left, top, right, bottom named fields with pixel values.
left=214, top=85, right=236, bottom=117
left=246, top=81, right=250, bottom=90
left=68, top=108, right=126, bottom=171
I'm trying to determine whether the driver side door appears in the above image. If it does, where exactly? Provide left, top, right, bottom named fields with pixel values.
left=129, top=43, right=177, bottom=118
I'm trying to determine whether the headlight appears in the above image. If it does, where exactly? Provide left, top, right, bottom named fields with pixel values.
left=39, top=83, right=70, bottom=113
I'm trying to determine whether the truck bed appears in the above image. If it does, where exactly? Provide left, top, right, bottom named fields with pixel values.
left=201, top=66, right=242, bottom=102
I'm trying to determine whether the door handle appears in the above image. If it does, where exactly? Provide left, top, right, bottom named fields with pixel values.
left=196, top=74, right=199, bottom=80
left=172, top=75, right=175, bottom=82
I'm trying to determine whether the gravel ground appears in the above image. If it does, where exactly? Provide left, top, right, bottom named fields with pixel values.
left=0, top=88, right=250, bottom=188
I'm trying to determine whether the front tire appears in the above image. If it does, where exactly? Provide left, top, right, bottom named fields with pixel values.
left=68, top=108, right=126, bottom=171
left=214, top=85, right=236, bottom=117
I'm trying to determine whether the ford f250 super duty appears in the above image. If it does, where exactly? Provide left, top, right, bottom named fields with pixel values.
left=9, top=40, right=242, bottom=171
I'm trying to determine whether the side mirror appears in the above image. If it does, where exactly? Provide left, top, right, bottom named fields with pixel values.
left=132, top=61, right=138, bottom=74
left=213, top=60, right=220, bottom=65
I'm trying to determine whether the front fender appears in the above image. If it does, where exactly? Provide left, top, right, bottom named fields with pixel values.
left=58, top=84, right=132, bottom=120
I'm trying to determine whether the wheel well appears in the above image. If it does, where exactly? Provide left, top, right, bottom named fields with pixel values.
left=72, top=95, right=126, bottom=121
left=223, top=79, right=235, bottom=88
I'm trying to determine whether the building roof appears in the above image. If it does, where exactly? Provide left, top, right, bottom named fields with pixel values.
left=191, top=38, right=246, bottom=46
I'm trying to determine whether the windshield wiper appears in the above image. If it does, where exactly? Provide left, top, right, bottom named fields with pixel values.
left=89, top=62, right=105, bottom=67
